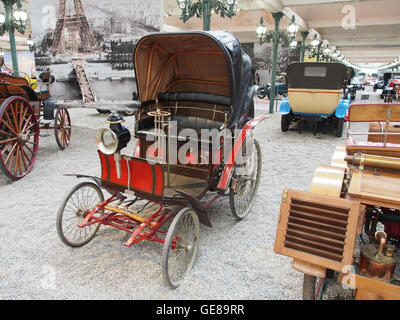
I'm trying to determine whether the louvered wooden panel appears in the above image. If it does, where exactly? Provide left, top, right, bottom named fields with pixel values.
left=274, top=189, right=361, bottom=272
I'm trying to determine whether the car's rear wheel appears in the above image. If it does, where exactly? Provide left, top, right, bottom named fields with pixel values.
left=336, top=118, right=344, bottom=137
left=281, top=114, right=291, bottom=132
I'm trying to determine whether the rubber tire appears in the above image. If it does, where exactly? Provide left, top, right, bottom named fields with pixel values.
left=281, top=114, right=291, bottom=132
left=56, top=181, right=103, bottom=247
left=96, top=109, right=110, bottom=114
left=229, top=139, right=262, bottom=220
left=336, top=118, right=344, bottom=137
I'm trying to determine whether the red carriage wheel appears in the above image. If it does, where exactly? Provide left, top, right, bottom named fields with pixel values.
left=54, top=107, right=71, bottom=150
left=0, top=96, right=39, bottom=180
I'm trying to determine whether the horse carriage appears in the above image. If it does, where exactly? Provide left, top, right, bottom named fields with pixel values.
left=56, top=31, right=266, bottom=288
left=279, top=62, right=350, bottom=137
left=0, top=59, right=71, bottom=180
left=274, top=102, right=400, bottom=299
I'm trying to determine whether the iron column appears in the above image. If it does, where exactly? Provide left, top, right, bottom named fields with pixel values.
left=300, top=31, right=308, bottom=62
left=269, top=11, right=283, bottom=114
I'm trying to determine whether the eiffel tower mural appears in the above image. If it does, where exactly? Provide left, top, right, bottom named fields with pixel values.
left=51, top=0, right=99, bottom=55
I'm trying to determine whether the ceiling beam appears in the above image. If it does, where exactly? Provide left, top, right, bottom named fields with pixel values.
left=282, top=7, right=308, bottom=30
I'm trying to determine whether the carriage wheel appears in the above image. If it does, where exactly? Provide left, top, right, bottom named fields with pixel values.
left=56, top=181, right=104, bottom=247
left=229, top=138, right=262, bottom=220
left=0, top=96, right=39, bottom=180
left=162, top=207, right=200, bottom=289
left=54, top=107, right=71, bottom=150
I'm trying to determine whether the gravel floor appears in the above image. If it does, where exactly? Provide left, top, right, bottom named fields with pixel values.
left=0, top=87, right=385, bottom=300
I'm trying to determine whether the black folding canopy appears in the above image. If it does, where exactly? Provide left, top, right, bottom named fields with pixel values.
left=133, top=31, right=255, bottom=129
left=286, top=62, right=347, bottom=90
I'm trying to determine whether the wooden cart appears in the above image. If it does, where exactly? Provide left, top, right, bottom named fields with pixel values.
left=0, top=70, right=71, bottom=180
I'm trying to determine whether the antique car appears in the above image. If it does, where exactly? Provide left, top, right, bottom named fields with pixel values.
left=0, top=60, right=71, bottom=180
left=256, top=73, right=288, bottom=100
left=351, top=77, right=365, bottom=91
left=373, top=79, right=385, bottom=92
left=274, top=102, right=400, bottom=299
left=279, top=62, right=350, bottom=137
left=56, top=31, right=266, bottom=289
left=343, top=67, right=356, bottom=101
left=381, top=72, right=400, bottom=99
left=363, top=76, right=375, bottom=86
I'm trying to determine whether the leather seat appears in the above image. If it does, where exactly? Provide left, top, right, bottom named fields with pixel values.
left=158, top=91, right=231, bottom=107
left=171, top=115, right=223, bottom=131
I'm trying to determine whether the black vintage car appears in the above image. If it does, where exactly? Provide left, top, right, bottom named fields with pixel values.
left=343, top=67, right=356, bottom=101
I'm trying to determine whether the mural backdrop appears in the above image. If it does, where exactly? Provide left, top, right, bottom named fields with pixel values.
left=29, top=0, right=161, bottom=101
left=241, top=42, right=301, bottom=85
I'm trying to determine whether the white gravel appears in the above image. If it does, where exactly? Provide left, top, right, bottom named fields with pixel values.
left=0, top=88, right=378, bottom=300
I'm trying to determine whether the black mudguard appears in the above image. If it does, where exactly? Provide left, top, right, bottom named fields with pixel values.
left=174, top=189, right=212, bottom=227
left=43, top=96, right=60, bottom=120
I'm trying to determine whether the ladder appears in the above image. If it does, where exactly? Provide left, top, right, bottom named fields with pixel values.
left=72, top=57, right=96, bottom=103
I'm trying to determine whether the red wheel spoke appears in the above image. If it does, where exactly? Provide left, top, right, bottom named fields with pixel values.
left=20, top=145, right=27, bottom=170
left=25, top=122, right=36, bottom=133
left=0, top=137, right=17, bottom=144
left=10, top=102, right=20, bottom=132
left=55, top=108, right=71, bottom=150
left=24, top=143, right=35, bottom=155
left=0, top=129, right=13, bottom=137
left=21, top=114, right=33, bottom=133
left=14, top=145, right=21, bottom=176
left=19, top=103, right=28, bottom=130
left=1, top=117, right=18, bottom=137
left=0, top=97, right=38, bottom=180
left=4, top=142, right=18, bottom=165
left=59, top=131, right=64, bottom=147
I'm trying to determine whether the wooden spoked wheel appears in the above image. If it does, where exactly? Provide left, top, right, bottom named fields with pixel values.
left=54, top=107, right=71, bottom=150
left=0, top=96, right=39, bottom=180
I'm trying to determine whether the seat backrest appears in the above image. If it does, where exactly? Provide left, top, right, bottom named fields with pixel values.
left=346, top=103, right=400, bottom=122
left=158, top=91, right=231, bottom=107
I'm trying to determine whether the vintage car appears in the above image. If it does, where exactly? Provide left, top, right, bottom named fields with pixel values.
left=256, top=76, right=288, bottom=100
left=56, top=31, right=266, bottom=289
left=374, top=79, right=385, bottom=92
left=363, top=76, right=375, bottom=86
left=274, top=102, right=400, bottom=300
left=279, top=62, right=350, bottom=137
left=381, top=73, right=400, bottom=99
left=381, top=79, right=400, bottom=103
left=343, top=67, right=356, bottom=101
